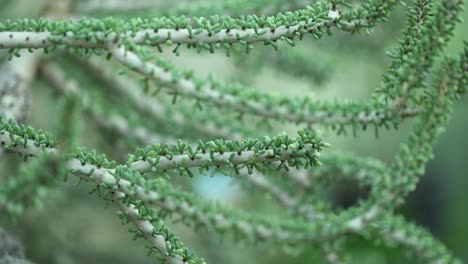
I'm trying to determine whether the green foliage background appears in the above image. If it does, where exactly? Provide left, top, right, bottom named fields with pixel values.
left=0, top=0, right=467, bottom=263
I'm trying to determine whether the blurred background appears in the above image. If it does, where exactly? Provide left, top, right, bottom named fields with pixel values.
left=0, top=0, right=467, bottom=263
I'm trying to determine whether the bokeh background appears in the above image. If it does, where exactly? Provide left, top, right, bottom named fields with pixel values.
left=0, top=0, right=467, bottom=263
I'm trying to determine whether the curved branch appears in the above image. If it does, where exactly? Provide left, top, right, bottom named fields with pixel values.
left=379, top=45, right=468, bottom=210
left=111, top=44, right=418, bottom=128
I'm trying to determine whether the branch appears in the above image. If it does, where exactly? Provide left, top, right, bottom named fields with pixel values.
left=377, top=48, right=468, bottom=210
left=127, top=128, right=326, bottom=175
left=373, top=214, right=462, bottom=264
left=304, top=152, right=388, bottom=188
left=112, top=193, right=200, bottom=264
left=0, top=50, right=40, bottom=122
left=75, top=56, right=250, bottom=140
left=0, top=119, right=57, bottom=157
left=232, top=42, right=334, bottom=85
left=0, top=1, right=394, bottom=53
left=380, top=0, right=463, bottom=111
left=243, top=171, right=328, bottom=220
left=111, top=44, right=418, bottom=129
